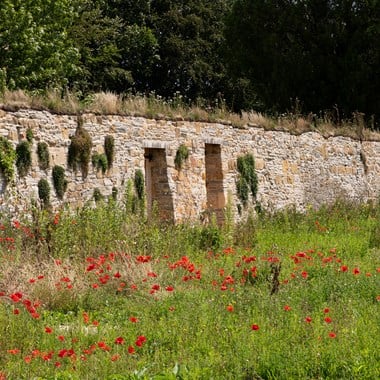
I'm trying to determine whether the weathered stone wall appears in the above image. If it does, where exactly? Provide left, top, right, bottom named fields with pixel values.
left=0, top=108, right=379, bottom=222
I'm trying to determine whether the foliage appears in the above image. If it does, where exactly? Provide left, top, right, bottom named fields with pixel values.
left=0, top=201, right=379, bottom=378
left=104, top=135, right=115, bottom=167
left=68, top=119, right=92, bottom=178
left=93, top=187, right=104, bottom=203
left=134, top=169, right=145, bottom=201
left=37, top=178, right=50, bottom=207
left=92, top=153, right=108, bottom=174
left=52, top=165, right=67, bottom=200
left=0, top=0, right=80, bottom=90
left=236, top=153, right=258, bottom=207
left=174, top=144, right=189, bottom=170
left=0, top=136, right=16, bottom=183
left=36, top=142, right=50, bottom=170
left=15, top=141, right=32, bottom=177
left=225, top=0, right=380, bottom=124
left=26, top=127, right=34, bottom=143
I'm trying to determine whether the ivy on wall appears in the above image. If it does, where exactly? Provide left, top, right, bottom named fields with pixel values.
left=236, top=153, right=258, bottom=209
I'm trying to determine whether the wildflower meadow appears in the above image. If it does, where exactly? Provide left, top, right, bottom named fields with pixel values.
left=0, top=199, right=379, bottom=379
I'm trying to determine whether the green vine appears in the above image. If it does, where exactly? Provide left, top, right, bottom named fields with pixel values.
left=92, top=153, right=108, bottom=174
left=38, top=178, right=50, bottom=207
left=16, top=141, right=32, bottom=177
left=68, top=118, right=92, bottom=178
left=236, top=153, right=258, bottom=208
left=26, top=127, right=34, bottom=143
left=37, top=142, right=50, bottom=170
left=174, top=144, right=189, bottom=170
left=104, top=135, right=115, bottom=167
left=52, top=165, right=68, bottom=200
left=0, top=136, right=16, bottom=184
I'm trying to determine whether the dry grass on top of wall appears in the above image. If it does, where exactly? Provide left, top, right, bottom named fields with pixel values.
left=1, top=89, right=379, bottom=141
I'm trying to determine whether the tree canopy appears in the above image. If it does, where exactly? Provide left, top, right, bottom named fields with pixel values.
left=0, top=0, right=378, bottom=126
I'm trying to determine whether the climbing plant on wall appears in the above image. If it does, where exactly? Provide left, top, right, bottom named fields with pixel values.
left=38, top=178, right=50, bottom=207
left=0, top=136, right=16, bottom=184
left=52, top=165, right=68, bottom=200
left=37, top=142, right=50, bottom=170
left=16, top=141, right=32, bottom=177
left=174, top=144, right=189, bottom=170
left=104, top=135, right=115, bottom=167
left=236, top=153, right=258, bottom=208
left=68, top=117, right=92, bottom=178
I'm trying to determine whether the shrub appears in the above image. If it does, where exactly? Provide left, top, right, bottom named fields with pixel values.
left=15, top=140, right=32, bottom=177
left=0, top=136, right=16, bottom=183
left=52, top=165, right=67, bottom=199
left=104, top=135, right=115, bottom=167
left=236, top=153, right=258, bottom=207
left=37, top=178, right=50, bottom=207
left=68, top=117, right=92, bottom=178
left=37, top=142, right=50, bottom=170
left=92, top=153, right=108, bottom=174
left=134, top=169, right=145, bottom=200
left=174, top=144, right=189, bottom=170
left=26, top=127, right=34, bottom=143
left=93, top=188, right=104, bottom=203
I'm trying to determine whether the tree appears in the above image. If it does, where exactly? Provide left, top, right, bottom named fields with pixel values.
left=225, top=0, right=380, bottom=124
left=0, top=0, right=80, bottom=91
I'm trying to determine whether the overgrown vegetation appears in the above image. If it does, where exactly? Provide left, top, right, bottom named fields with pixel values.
left=174, top=144, right=189, bottom=170
left=92, top=153, right=108, bottom=174
left=0, top=136, right=16, bottom=184
left=0, top=200, right=378, bottom=378
left=37, top=178, right=50, bottom=207
left=104, top=135, right=115, bottom=168
left=52, top=165, right=67, bottom=200
left=68, top=118, right=92, bottom=178
left=236, top=153, right=258, bottom=209
left=36, top=142, right=50, bottom=170
left=15, top=141, right=32, bottom=177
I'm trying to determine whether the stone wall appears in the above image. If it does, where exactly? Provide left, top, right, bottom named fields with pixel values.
left=0, top=108, right=379, bottom=222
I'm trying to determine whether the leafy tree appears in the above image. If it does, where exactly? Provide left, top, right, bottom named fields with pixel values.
left=0, top=0, right=80, bottom=91
left=225, top=0, right=380, bottom=124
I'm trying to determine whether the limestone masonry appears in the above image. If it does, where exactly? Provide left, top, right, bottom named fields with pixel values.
left=0, top=108, right=379, bottom=223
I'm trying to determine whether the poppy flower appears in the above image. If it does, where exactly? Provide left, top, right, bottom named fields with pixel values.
left=128, top=345, right=135, bottom=354
left=283, top=305, right=292, bottom=311
left=129, top=316, right=138, bottom=323
left=226, top=304, right=234, bottom=312
left=135, top=335, right=147, bottom=347
left=251, top=324, right=260, bottom=331
left=324, top=317, right=332, bottom=323
left=114, top=337, right=124, bottom=345
left=328, top=332, right=337, bottom=338
left=45, top=327, right=53, bottom=334
left=305, top=316, right=312, bottom=323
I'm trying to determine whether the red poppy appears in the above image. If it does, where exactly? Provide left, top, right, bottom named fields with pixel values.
left=10, top=292, right=22, bottom=302
left=129, top=316, right=138, bottom=323
left=165, top=286, right=174, bottom=292
left=135, top=335, right=147, bottom=347
left=58, top=335, right=65, bottom=342
left=328, top=332, right=337, bottom=338
left=323, top=308, right=330, bottom=314
left=114, top=271, right=121, bottom=278
left=301, top=271, right=308, bottom=279
left=111, top=354, right=120, bottom=361
left=226, top=304, right=234, bottom=312
left=13, top=308, right=20, bottom=315
left=251, top=324, right=260, bottom=331
left=305, top=316, right=312, bottom=323
left=114, top=337, right=124, bottom=345
left=283, top=305, right=292, bottom=311
left=340, top=265, right=348, bottom=272
left=324, top=317, right=332, bottom=323
left=128, top=345, right=135, bottom=354
left=45, top=327, right=53, bottom=334
left=353, top=267, right=360, bottom=275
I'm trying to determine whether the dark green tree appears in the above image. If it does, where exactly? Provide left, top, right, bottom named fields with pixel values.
left=0, top=0, right=80, bottom=91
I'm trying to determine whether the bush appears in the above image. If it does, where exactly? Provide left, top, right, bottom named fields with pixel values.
left=93, top=188, right=104, bottom=203
left=68, top=118, right=92, bottom=178
left=26, top=127, right=34, bottom=143
left=236, top=153, right=258, bottom=208
left=37, top=178, right=50, bottom=207
left=134, top=169, right=145, bottom=200
left=0, top=136, right=16, bottom=183
left=104, top=135, right=115, bottom=167
left=15, top=140, right=32, bottom=177
left=52, top=165, right=68, bottom=199
left=37, top=142, right=50, bottom=170
left=175, top=144, right=189, bottom=170
left=92, top=153, right=108, bottom=174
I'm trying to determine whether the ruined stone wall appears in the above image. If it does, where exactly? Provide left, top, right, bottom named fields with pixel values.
left=0, top=108, right=379, bottom=222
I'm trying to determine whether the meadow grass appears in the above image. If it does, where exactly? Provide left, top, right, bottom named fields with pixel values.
left=0, top=198, right=379, bottom=379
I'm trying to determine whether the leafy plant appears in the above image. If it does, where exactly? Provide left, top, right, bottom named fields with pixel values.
left=68, top=118, right=92, bottom=178
left=92, top=153, right=108, bottom=174
left=15, top=140, right=32, bottom=177
left=236, top=153, right=258, bottom=207
left=0, top=136, right=16, bottom=183
left=174, top=144, right=189, bottom=170
left=37, top=178, right=50, bottom=207
left=52, top=165, right=68, bottom=199
left=26, top=127, right=34, bottom=143
left=134, top=169, right=145, bottom=200
left=93, top=188, right=104, bottom=203
left=104, top=135, right=115, bottom=167
left=37, top=142, right=50, bottom=170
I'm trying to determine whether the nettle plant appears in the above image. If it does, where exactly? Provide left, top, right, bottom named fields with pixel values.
left=236, top=153, right=258, bottom=210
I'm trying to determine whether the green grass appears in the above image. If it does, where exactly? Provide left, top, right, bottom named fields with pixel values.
left=0, top=199, right=379, bottom=379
